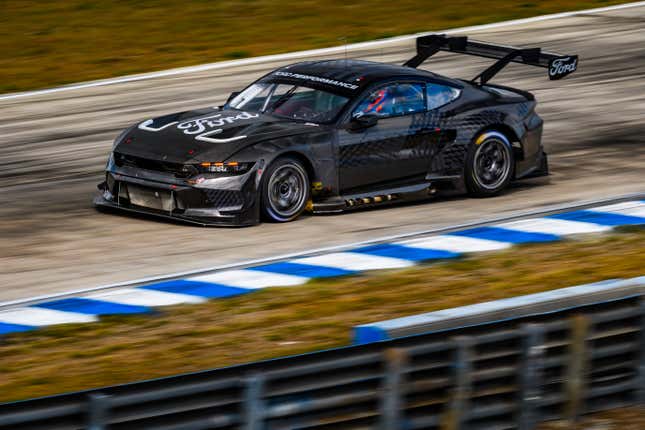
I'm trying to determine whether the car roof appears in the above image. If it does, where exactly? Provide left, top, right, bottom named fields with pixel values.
left=268, top=59, right=464, bottom=96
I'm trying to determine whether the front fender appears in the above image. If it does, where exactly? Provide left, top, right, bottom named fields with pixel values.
left=226, top=129, right=338, bottom=195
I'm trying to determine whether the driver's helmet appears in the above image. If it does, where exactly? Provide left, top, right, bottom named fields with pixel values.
left=363, top=87, right=395, bottom=115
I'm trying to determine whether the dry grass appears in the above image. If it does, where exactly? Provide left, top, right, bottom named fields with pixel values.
left=0, top=228, right=643, bottom=402
left=0, top=0, right=628, bottom=93
left=539, top=407, right=645, bottom=429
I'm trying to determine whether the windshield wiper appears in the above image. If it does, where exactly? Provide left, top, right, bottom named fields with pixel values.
left=266, top=86, right=298, bottom=113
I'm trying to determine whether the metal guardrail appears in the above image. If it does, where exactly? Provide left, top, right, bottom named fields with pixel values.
left=1, top=294, right=643, bottom=429
left=354, top=277, right=645, bottom=344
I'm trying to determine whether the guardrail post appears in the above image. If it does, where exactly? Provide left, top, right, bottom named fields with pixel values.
left=379, top=348, right=408, bottom=430
left=519, top=324, right=545, bottom=430
left=86, top=393, right=110, bottom=430
left=243, top=374, right=265, bottom=430
left=565, top=314, right=590, bottom=424
left=441, top=336, right=473, bottom=430
left=637, top=297, right=645, bottom=404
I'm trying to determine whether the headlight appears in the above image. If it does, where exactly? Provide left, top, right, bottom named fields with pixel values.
left=197, top=161, right=254, bottom=175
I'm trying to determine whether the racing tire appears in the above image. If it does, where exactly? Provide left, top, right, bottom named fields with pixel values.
left=261, top=156, right=310, bottom=222
left=465, top=131, right=514, bottom=197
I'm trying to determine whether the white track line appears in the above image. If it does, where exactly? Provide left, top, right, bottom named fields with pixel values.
left=190, top=270, right=309, bottom=289
left=295, top=253, right=414, bottom=271
left=589, top=201, right=645, bottom=218
left=0, top=308, right=97, bottom=326
left=398, top=235, right=511, bottom=253
left=86, top=288, right=205, bottom=306
left=2, top=1, right=644, bottom=102
left=494, top=218, right=610, bottom=235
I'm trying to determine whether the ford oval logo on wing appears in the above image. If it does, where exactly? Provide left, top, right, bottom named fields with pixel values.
left=548, top=56, right=578, bottom=80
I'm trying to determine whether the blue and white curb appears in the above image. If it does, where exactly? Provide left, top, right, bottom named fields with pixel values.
left=1, top=199, right=644, bottom=336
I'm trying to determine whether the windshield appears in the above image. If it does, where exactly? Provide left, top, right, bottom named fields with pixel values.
left=226, top=82, right=349, bottom=123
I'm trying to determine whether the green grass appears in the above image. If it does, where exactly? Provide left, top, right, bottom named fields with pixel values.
left=0, top=0, right=629, bottom=93
left=0, top=228, right=643, bottom=402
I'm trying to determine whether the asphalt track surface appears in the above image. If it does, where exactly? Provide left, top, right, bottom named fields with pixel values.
left=1, top=5, right=644, bottom=302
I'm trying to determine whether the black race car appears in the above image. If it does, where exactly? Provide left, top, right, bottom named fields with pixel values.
left=96, top=34, right=578, bottom=226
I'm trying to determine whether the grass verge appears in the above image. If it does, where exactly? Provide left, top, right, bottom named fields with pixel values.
left=0, top=0, right=630, bottom=93
left=0, top=227, right=643, bottom=402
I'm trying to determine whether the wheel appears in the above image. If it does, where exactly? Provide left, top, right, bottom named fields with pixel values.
left=261, top=156, right=310, bottom=222
left=465, top=131, right=514, bottom=197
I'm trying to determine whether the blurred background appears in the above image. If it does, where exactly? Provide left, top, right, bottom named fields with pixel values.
left=0, top=0, right=628, bottom=93
left=0, top=1, right=643, bottom=428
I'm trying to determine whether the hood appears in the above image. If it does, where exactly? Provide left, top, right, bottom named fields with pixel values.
left=114, top=108, right=321, bottom=163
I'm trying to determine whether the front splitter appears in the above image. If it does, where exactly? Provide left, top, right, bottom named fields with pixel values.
left=94, top=195, right=254, bottom=227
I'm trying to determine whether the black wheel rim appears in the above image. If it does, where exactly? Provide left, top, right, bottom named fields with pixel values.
left=267, top=163, right=307, bottom=218
left=474, top=138, right=511, bottom=190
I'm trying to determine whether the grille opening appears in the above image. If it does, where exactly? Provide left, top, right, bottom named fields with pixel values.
left=114, top=152, right=197, bottom=178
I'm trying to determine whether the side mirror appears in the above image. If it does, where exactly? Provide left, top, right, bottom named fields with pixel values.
left=348, top=114, right=378, bottom=131
left=225, top=91, right=241, bottom=105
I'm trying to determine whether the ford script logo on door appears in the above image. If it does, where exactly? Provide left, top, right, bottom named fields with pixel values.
left=548, top=56, right=578, bottom=80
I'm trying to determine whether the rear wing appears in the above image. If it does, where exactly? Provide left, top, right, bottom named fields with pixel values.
left=404, top=34, right=578, bottom=84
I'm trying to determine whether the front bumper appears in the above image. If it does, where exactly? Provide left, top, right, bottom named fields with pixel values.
left=95, top=163, right=261, bottom=227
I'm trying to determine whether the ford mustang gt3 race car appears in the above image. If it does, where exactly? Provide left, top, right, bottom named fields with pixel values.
left=95, top=34, right=578, bottom=226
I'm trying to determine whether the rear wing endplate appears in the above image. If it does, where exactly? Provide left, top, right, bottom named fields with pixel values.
left=404, top=34, right=578, bottom=84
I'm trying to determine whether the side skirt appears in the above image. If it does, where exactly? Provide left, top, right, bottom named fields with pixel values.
left=312, top=181, right=441, bottom=213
